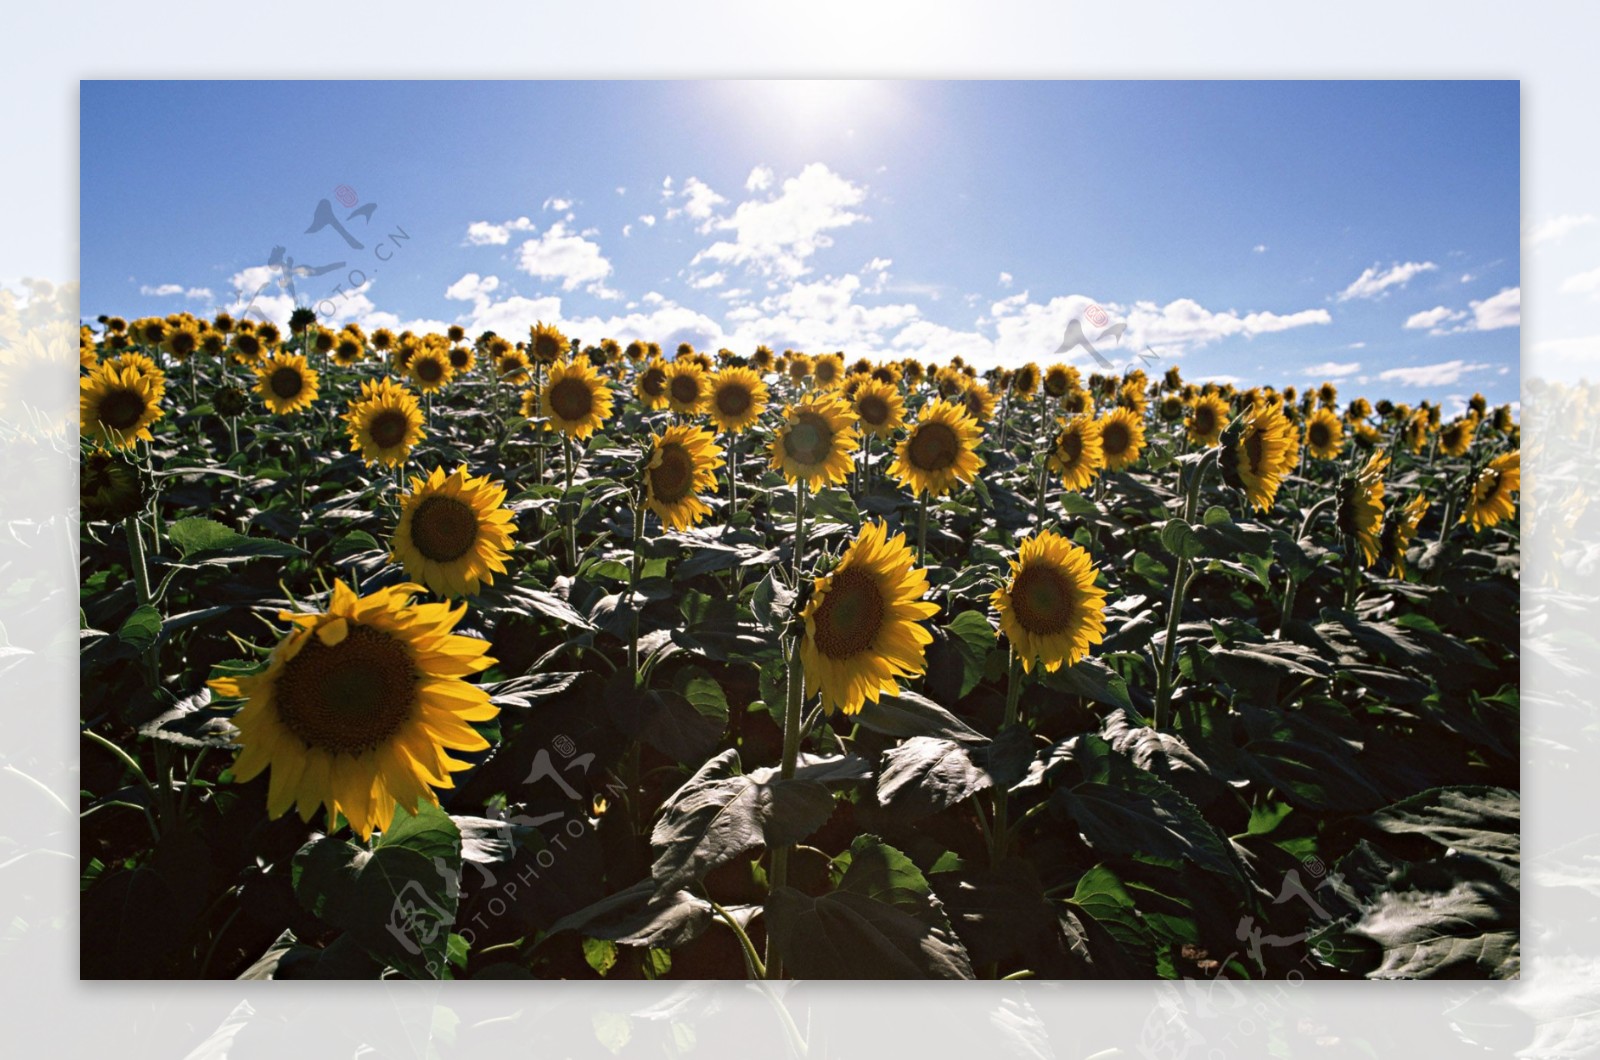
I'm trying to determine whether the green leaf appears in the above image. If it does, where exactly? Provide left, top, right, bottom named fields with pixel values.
left=764, top=885, right=974, bottom=979
left=943, top=610, right=997, bottom=699
left=167, top=516, right=305, bottom=563
left=117, top=605, right=163, bottom=651
left=1159, top=518, right=1203, bottom=561
left=853, top=689, right=986, bottom=744
left=582, top=937, right=619, bottom=977
left=674, top=666, right=730, bottom=722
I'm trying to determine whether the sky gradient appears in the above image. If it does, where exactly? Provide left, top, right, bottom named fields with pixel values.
left=80, top=80, right=1521, bottom=407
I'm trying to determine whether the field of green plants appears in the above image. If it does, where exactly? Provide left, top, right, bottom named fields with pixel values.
left=79, top=310, right=1521, bottom=980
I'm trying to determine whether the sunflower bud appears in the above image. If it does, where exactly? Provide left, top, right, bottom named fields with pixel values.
left=81, top=448, right=146, bottom=522
left=1217, top=419, right=1246, bottom=491
left=288, top=306, right=318, bottom=334
left=1335, top=474, right=1359, bottom=538
left=213, top=384, right=249, bottom=418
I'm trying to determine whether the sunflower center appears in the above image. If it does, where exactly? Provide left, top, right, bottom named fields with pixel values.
left=641, top=368, right=666, bottom=397
left=449, top=348, right=469, bottom=369
left=549, top=377, right=594, bottom=421
left=1244, top=428, right=1267, bottom=474
left=816, top=363, right=838, bottom=384
left=811, top=567, right=886, bottom=659
left=417, top=359, right=444, bottom=384
left=1010, top=564, right=1076, bottom=635
left=1308, top=421, right=1331, bottom=448
left=368, top=409, right=412, bottom=450
left=909, top=421, right=959, bottom=472
left=1102, top=421, right=1130, bottom=457
left=99, top=388, right=148, bottom=430
left=410, top=495, right=479, bottom=561
left=669, top=374, right=701, bottom=405
left=1193, top=406, right=1216, bottom=436
left=1057, top=429, right=1083, bottom=465
left=269, top=367, right=304, bottom=400
left=858, top=395, right=889, bottom=426
left=651, top=443, right=695, bottom=502
left=274, top=623, right=420, bottom=755
left=783, top=413, right=835, bottom=465
left=716, top=384, right=753, bottom=417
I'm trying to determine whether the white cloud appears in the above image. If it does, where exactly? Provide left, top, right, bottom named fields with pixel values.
left=465, top=216, right=535, bottom=246
left=1378, top=359, right=1491, bottom=387
left=543, top=197, right=573, bottom=212
left=679, top=177, right=727, bottom=229
left=1560, top=267, right=1600, bottom=298
left=998, top=271, right=1014, bottom=288
left=1337, top=261, right=1438, bottom=301
left=690, top=272, right=726, bottom=289
left=139, top=283, right=212, bottom=300
left=638, top=214, right=656, bottom=227
left=443, top=273, right=501, bottom=315
left=1528, top=213, right=1597, bottom=245
left=615, top=187, right=626, bottom=196
left=1347, top=342, right=1367, bottom=349
left=1460, top=273, right=1475, bottom=283
left=622, top=224, right=632, bottom=238
left=1253, top=245, right=1268, bottom=254
left=1404, top=306, right=1464, bottom=330
left=745, top=165, right=774, bottom=193
left=1304, top=360, right=1362, bottom=379
left=515, top=223, right=613, bottom=291
left=1470, top=286, right=1520, bottom=330
left=694, top=163, right=868, bottom=279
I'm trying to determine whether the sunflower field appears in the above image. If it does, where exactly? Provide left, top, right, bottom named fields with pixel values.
left=78, top=311, right=1522, bottom=981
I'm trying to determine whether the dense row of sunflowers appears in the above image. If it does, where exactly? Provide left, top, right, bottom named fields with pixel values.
left=80, top=306, right=1521, bottom=980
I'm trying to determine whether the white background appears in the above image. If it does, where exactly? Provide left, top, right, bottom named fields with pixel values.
left=4, top=3, right=1596, bottom=1056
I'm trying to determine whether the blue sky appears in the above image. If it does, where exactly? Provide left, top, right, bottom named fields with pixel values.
left=81, top=80, right=1521, bottom=406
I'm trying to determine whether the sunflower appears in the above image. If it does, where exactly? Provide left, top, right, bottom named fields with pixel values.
left=623, top=340, right=647, bottom=363
left=1439, top=417, right=1476, bottom=458
left=405, top=347, right=454, bottom=394
left=799, top=520, right=940, bottom=715
left=959, top=383, right=998, bottom=423
left=1338, top=452, right=1387, bottom=566
left=162, top=325, right=200, bottom=363
left=1317, top=381, right=1338, bottom=408
left=1463, top=450, right=1520, bottom=531
left=79, top=363, right=163, bottom=448
left=645, top=423, right=725, bottom=531
left=785, top=353, right=813, bottom=385
left=665, top=358, right=708, bottom=415
left=230, top=330, right=265, bottom=366
left=635, top=358, right=671, bottom=410
left=346, top=377, right=426, bottom=467
left=81, top=447, right=145, bottom=522
left=1097, top=407, right=1146, bottom=472
left=1380, top=493, right=1429, bottom=577
left=496, top=347, right=533, bottom=385
left=707, top=366, right=769, bottom=434
left=105, top=351, right=165, bottom=392
left=991, top=530, right=1107, bottom=674
left=1062, top=388, right=1093, bottom=416
left=1048, top=415, right=1105, bottom=491
left=529, top=321, right=568, bottom=365
left=447, top=344, right=476, bottom=375
left=852, top=378, right=906, bottom=439
left=769, top=393, right=860, bottom=489
left=1304, top=407, right=1345, bottom=460
left=331, top=331, right=366, bottom=367
left=392, top=464, right=516, bottom=597
left=539, top=357, right=614, bottom=439
left=889, top=399, right=984, bottom=497
left=253, top=352, right=319, bottom=416
left=207, top=580, right=497, bottom=840
left=1400, top=411, right=1430, bottom=454
left=812, top=353, right=844, bottom=389
left=1220, top=403, right=1300, bottom=512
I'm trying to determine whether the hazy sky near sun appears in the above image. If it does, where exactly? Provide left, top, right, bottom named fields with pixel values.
left=81, top=80, right=1521, bottom=405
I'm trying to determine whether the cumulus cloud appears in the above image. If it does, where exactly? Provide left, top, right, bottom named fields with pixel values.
left=694, top=163, right=868, bottom=279
left=1253, top=245, right=1267, bottom=254
left=139, top=283, right=213, bottom=300
left=1404, top=306, right=1464, bottom=330
left=1528, top=213, right=1596, bottom=245
left=1337, top=261, right=1437, bottom=301
left=1304, top=361, right=1362, bottom=379
left=745, top=165, right=774, bottom=192
left=1377, top=359, right=1491, bottom=387
left=1470, top=287, right=1520, bottom=330
left=465, top=217, right=535, bottom=246
left=543, top=197, right=573, bottom=212
left=515, top=223, right=613, bottom=291
left=443, top=273, right=501, bottom=316
left=1560, top=267, right=1600, bottom=298
left=998, top=271, right=1014, bottom=288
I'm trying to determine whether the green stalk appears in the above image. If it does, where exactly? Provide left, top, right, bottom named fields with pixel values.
left=917, top=490, right=930, bottom=566
left=1152, top=450, right=1215, bottom=729
left=990, top=648, right=1023, bottom=866
left=727, top=431, right=740, bottom=526
left=123, top=515, right=152, bottom=608
left=562, top=432, right=579, bottom=571
left=791, top=479, right=809, bottom=585
left=765, top=633, right=807, bottom=979
left=629, top=499, right=646, bottom=677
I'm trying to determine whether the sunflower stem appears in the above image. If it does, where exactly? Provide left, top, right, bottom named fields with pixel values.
left=791, top=479, right=809, bottom=585
left=766, top=632, right=807, bottom=979
left=990, top=647, right=1024, bottom=866
left=629, top=499, right=646, bottom=678
left=727, top=431, right=739, bottom=528
left=1153, top=452, right=1214, bottom=729
left=562, top=432, right=578, bottom=572
left=123, top=515, right=153, bottom=609
left=916, top=490, right=930, bottom=566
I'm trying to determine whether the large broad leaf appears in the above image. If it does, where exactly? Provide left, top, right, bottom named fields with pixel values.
left=1062, top=863, right=1158, bottom=978
left=292, top=802, right=463, bottom=979
left=648, top=749, right=835, bottom=894
left=1049, top=736, right=1243, bottom=886
left=931, top=859, right=1084, bottom=975
left=765, top=835, right=973, bottom=979
left=876, top=736, right=992, bottom=821
left=852, top=689, right=986, bottom=744
left=544, top=879, right=718, bottom=949
left=166, top=516, right=306, bottom=564
left=1366, top=786, right=1519, bottom=881
left=1231, top=704, right=1385, bottom=814
left=1101, top=709, right=1227, bottom=809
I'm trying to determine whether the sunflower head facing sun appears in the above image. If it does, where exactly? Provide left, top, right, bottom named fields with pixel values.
left=889, top=399, right=984, bottom=498
left=1096, top=406, right=1146, bottom=472
left=636, top=358, right=671, bottom=410
left=1337, top=451, right=1387, bottom=567
left=1220, top=403, right=1300, bottom=512
left=1381, top=493, right=1429, bottom=578
left=664, top=358, right=708, bottom=415
left=852, top=378, right=906, bottom=439
left=529, top=321, right=568, bottom=365
left=644, top=423, right=725, bottom=531
left=769, top=393, right=860, bottom=489
left=800, top=520, right=940, bottom=716
left=1439, top=417, right=1476, bottom=458
left=80, top=362, right=164, bottom=448
left=346, top=376, right=426, bottom=468
left=1304, top=407, right=1345, bottom=461
left=392, top=464, right=517, bottom=597
left=991, top=530, right=1107, bottom=674
left=706, top=366, right=769, bottom=434
left=253, top=352, right=320, bottom=416
left=538, top=357, right=614, bottom=439
left=207, top=580, right=498, bottom=840
left=1048, top=415, right=1105, bottom=492
left=1463, top=449, right=1520, bottom=531
left=407, top=347, right=455, bottom=394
